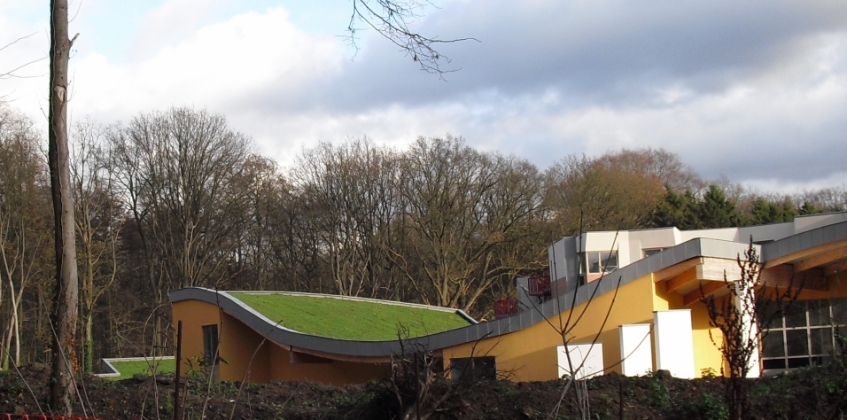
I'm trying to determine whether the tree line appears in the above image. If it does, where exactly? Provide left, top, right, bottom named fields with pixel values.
left=0, top=104, right=844, bottom=371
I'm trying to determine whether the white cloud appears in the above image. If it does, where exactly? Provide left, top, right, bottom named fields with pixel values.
left=68, top=7, right=342, bottom=121
left=131, top=0, right=227, bottom=60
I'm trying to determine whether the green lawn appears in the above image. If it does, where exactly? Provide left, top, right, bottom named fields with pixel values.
left=107, top=358, right=175, bottom=380
left=229, top=292, right=472, bottom=341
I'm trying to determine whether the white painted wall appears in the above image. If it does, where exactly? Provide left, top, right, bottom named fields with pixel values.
left=678, top=227, right=738, bottom=242
left=793, top=212, right=847, bottom=233
left=549, top=240, right=568, bottom=282
left=581, top=231, right=627, bottom=254
left=734, top=283, right=761, bottom=378
left=653, top=310, right=695, bottom=379
left=619, top=324, right=653, bottom=376
left=557, top=343, right=604, bottom=379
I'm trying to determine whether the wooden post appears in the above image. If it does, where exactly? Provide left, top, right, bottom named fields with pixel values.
left=174, top=321, right=183, bottom=420
left=619, top=377, right=624, bottom=420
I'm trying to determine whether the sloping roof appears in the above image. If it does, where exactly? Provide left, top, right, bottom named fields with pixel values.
left=228, top=291, right=474, bottom=341
left=169, top=288, right=478, bottom=357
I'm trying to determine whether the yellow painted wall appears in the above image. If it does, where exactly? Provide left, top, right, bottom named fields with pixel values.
left=171, top=300, right=388, bottom=385
left=652, top=275, right=724, bottom=377
left=172, top=300, right=221, bottom=376
left=267, top=344, right=389, bottom=385
left=442, top=274, right=656, bottom=382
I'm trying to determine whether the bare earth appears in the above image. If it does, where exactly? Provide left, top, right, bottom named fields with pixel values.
left=1, top=363, right=845, bottom=419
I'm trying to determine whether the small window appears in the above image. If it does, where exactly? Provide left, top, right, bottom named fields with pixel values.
left=583, top=251, right=619, bottom=274
left=202, top=324, right=219, bottom=366
left=450, top=357, right=496, bottom=381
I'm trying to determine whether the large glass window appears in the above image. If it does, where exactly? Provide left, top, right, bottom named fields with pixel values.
left=761, top=298, right=847, bottom=371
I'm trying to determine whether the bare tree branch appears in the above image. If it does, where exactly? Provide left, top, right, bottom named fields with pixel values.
left=346, top=0, right=478, bottom=76
left=0, top=33, right=46, bottom=81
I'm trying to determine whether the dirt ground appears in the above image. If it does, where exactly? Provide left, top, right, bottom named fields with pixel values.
left=1, top=363, right=846, bottom=419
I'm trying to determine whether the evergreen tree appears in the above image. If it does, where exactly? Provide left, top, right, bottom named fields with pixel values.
left=799, top=201, right=819, bottom=215
left=652, top=185, right=702, bottom=229
left=699, top=185, right=740, bottom=228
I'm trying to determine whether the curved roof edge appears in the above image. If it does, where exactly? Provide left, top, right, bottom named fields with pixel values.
left=169, top=288, right=477, bottom=357
left=169, top=221, right=847, bottom=356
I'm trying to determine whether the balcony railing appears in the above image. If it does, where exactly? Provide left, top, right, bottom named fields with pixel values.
left=527, top=275, right=551, bottom=297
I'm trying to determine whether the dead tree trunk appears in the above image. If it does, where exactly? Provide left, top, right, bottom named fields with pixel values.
left=48, top=0, right=79, bottom=414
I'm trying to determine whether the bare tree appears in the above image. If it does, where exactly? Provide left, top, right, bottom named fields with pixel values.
left=0, top=33, right=44, bottom=85
left=265, top=177, right=326, bottom=292
left=346, top=0, right=477, bottom=75
left=292, top=140, right=403, bottom=298
left=70, top=120, right=123, bottom=372
left=110, top=107, right=249, bottom=349
left=232, top=155, right=281, bottom=291
left=0, top=106, right=51, bottom=371
left=392, top=136, right=545, bottom=313
left=48, top=0, right=80, bottom=414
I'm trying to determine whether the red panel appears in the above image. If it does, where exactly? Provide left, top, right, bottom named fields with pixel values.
left=494, top=298, right=521, bottom=319
left=527, top=276, right=551, bottom=296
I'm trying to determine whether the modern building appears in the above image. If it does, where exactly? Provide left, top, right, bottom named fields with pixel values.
left=169, top=289, right=477, bottom=384
left=170, top=212, right=847, bottom=384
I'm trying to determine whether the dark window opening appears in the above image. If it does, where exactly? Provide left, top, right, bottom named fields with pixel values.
left=450, top=357, right=496, bottom=381
left=202, top=324, right=219, bottom=366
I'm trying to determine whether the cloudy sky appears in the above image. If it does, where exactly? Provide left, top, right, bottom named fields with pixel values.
left=2, top=0, right=846, bottom=193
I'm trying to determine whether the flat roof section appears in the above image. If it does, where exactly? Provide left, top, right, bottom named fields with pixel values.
left=228, top=291, right=475, bottom=341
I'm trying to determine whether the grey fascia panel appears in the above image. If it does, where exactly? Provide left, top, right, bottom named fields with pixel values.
left=823, top=226, right=837, bottom=243
left=698, top=239, right=726, bottom=259
left=426, top=331, right=452, bottom=350
left=800, top=231, right=812, bottom=249
left=542, top=300, right=557, bottom=318
left=491, top=319, right=502, bottom=336
left=594, top=276, right=611, bottom=296
left=837, top=223, right=847, bottom=241
left=648, top=255, right=663, bottom=273
left=527, top=306, right=537, bottom=324
left=501, top=316, right=518, bottom=334
left=811, top=227, right=824, bottom=246
left=474, top=323, right=488, bottom=341
left=762, top=221, right=847, bottom=262
left=673, top=244, right=687, bottom=265
left=635, top=259, right=648, bottom=278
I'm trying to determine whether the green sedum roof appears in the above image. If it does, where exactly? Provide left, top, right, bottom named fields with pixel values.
left=228, top=292, right=472, bottom=341
left=107, top=358, right=175, bottom=380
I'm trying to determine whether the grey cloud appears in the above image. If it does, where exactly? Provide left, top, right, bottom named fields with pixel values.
left=236, top=0, right=847, bottom=189
left=697, top=119, right=847, bottom=184
left=250, top=0, right=847, bottom=113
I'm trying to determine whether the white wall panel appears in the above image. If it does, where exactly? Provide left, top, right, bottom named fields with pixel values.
left=619, top=324, right=653, bottom=376
left=557, top=343, right=604, bottom=379
left=653, top=310, right=695, bottom=379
